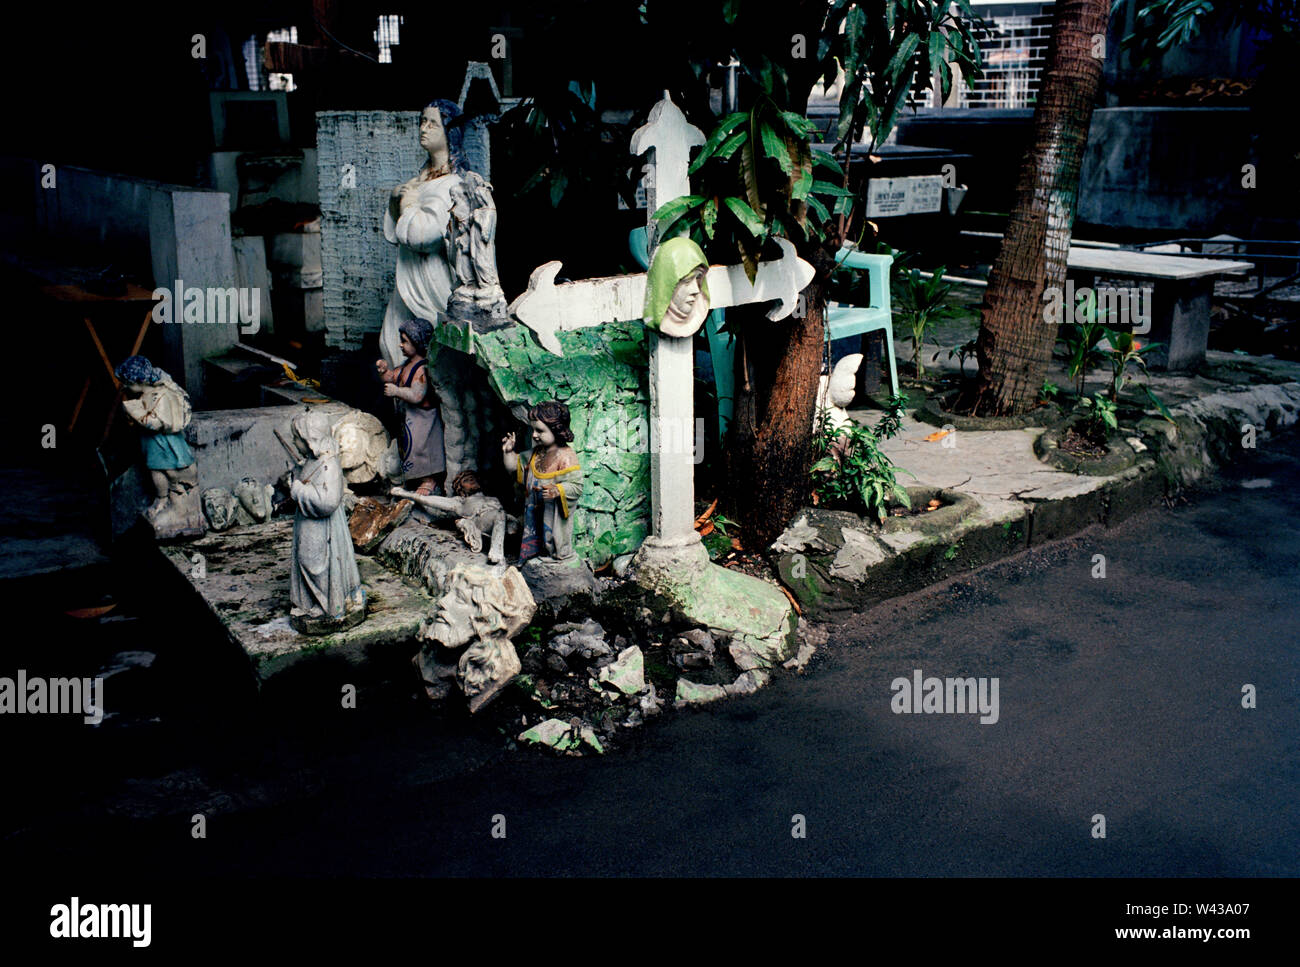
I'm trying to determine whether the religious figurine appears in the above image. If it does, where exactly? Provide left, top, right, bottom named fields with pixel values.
left=287, top=411, right=367, bottom=634
left=331, top=410, right=400, bottom=485
left=446, top=173, right=509, bottom=329
left=114, top=355, right=205, bottom=540
left=414, top=563, right=535, bottom=711
left=233, top=476, right=275, bottom=524
left=501, top=401, right=583, bottom=563
left=392, top=469, right=510, bottom=564
left=643, top=236, right=711, bottom=337
left=201, top=487, right=240, bottom=531
left=376, top=318, right=445, bottom=495
left=380, top=97, right=508, bottom=369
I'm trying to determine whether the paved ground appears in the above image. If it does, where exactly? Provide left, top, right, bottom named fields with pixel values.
left=6, top=431, right=1297, bottom=877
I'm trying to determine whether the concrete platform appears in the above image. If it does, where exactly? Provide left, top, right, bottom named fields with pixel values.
left=158, top=517, right=437, bottom=683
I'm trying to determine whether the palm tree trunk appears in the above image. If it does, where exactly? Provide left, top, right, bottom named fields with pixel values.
left=965, top=0, right=1112, bottom=416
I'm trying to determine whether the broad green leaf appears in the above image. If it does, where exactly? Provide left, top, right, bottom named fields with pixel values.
left=885, top=33, right=922, bottom=86
left=812, top=180, right=854, bottom=197
left=805, top=194, right=830, bottom=223
left=689, top=112, right=749, bottom=175
left=651, top=194, right=706, bottom=223
left=722, top=195, right=766, bottom=237
left=716, top=129, right=747, bottom=162
left=844, top=6, right=867, bottom=78
left=760, top=121, right=793, bottom=174
left=811, top=148, right=844, bottom=176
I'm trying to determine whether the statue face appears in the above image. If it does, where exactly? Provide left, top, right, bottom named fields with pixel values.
left=202, top=488, right=238, bottom=530
left=429, top=580, right=478, bottom=650
left=235, top=478, right=271, bottom=522
left=419, top=106, right=447, bottom=156
left=530, top=418, right=556, bottom=449
left=661, top=268, right=710, bottom=337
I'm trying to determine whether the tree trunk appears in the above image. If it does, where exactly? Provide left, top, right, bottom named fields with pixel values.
left=725, top=244, right=836, bottom=552
left=964, top=0, right=1112, bottom=416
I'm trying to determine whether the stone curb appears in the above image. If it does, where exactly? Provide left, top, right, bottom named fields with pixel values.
left=776, top=379, right=1300, bottom=619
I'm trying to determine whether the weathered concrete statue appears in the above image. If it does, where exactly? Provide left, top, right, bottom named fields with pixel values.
left=392, top=469, right=508, bottom=564
left=414, top=563, right=535, bottom=711
left=380, top=97, right=508, bottom=368
left=115, top=355, right=205, bottom=540
left=288, top=411, right=367, bottom=634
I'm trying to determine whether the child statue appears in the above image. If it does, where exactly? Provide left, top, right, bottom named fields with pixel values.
left=114, top=355, right=205, bottom=539
left=392, top=470, right=510, bottom=564
left=501, top=401, right=583, bottom=563
left=375, top=317, right=446, bottom=496
left=288, top=411, right=367, bottom=634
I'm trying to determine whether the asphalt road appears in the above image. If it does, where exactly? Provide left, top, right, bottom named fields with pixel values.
left=7, top=435, right=1299, bottom=879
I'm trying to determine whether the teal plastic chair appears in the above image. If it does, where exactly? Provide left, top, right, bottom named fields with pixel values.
left=827, top=247, right=899, bottom=398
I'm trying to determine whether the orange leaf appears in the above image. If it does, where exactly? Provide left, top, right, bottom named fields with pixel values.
left=924, top=429, right=952, bottom=443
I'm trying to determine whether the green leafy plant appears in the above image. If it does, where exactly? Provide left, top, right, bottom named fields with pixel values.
left=893, top=266, right=960, bottom=379
left=1058, top=321, right=1112, bottom=399
left=945, top=338, right=979, bottom=378
left=1038, top=380, right=1060, bottom=404
left=653, top=96, right=850, bottom=282
left=1079, top=393, right=1119, bottom=440
left=811, top=408, right=913, bottom=522
left=1102, top=330, right=1157, bottom=402
left=874, top=392, right=910, bottom=440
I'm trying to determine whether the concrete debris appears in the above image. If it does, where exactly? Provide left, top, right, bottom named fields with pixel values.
left=597, top=646, right=645, bottom=695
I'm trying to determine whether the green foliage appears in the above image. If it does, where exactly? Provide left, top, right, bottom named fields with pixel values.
left=810, top=408, right=913, bottom=522
left=655, top=98, right=843, bottom=281
left=819, top=1, right=986, bottom=153
left=875, top=392, right=910, bottom=440
left=893, top=266, right=960, bottom=379
left=1141, top=383, right=1176, bottom=423
left=1102, top=329, right=1157, bottom=402
left=1058, top=319, right=1112, bottom=398
left=1038, top=380, right=1060, bottom=404
left=1079, top=393, right=1119, bottom=438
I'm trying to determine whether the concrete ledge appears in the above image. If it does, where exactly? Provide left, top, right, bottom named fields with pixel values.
left=158, top=518, right=433, bottom=686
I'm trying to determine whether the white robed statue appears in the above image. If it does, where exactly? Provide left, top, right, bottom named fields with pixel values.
left=289, top=411, right=367, bottom=633
left=380, top=97, right=508, bottom=367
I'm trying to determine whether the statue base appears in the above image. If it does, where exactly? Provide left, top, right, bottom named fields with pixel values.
left=631, top=533, right=797, bottom=668
left=520, top=554, right=599, bottom=605
left=291, top=598, right=368, bottom=636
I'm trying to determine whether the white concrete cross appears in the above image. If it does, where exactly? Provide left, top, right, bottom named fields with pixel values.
left=510, top=92, right=815, bottom=548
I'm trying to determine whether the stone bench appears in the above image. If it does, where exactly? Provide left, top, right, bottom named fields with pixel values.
left=1065, top=247, right=1252, bottom=372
